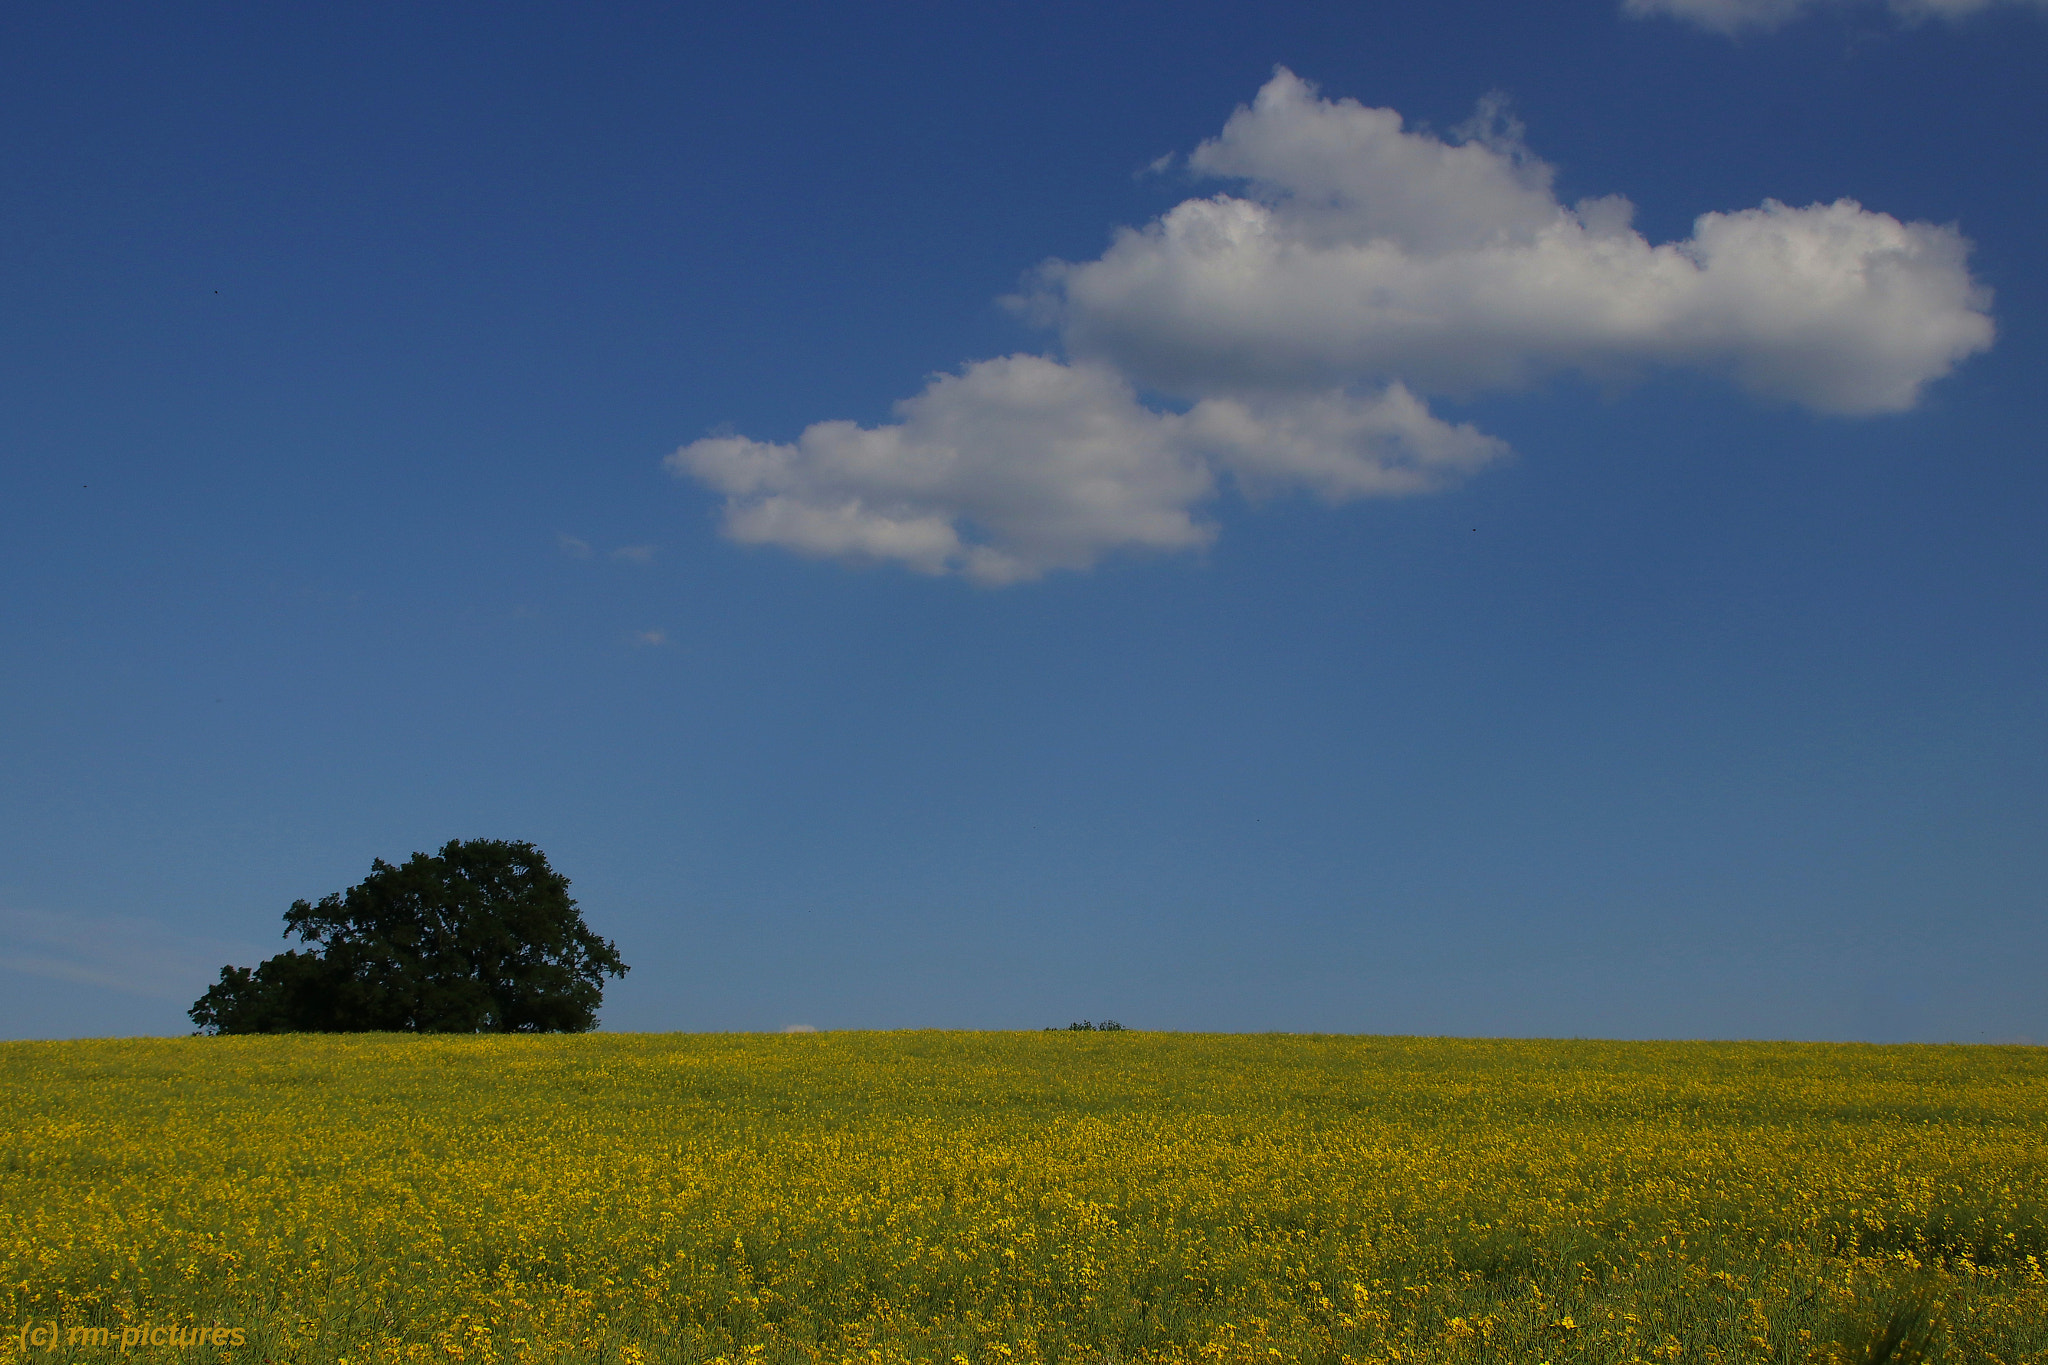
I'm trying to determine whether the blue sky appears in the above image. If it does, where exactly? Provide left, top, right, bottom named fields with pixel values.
left=3, top=0, right=2044, bottom=1041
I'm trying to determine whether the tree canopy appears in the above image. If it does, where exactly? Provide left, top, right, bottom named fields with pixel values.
left=190, top=839, right=627, bottom=1034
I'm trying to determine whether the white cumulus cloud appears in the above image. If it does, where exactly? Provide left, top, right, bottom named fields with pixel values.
left=671, top=69, right=1991, bottom=584
left=1625, top=0, right=2048, bottom=32
left=1030, top=70, right=1992, bottom=416
left=671, top=356, right=1502, bottom=584
left=1186, top=384, right=1506, bottom=502
left=673, top=357, right=1214, bottom=585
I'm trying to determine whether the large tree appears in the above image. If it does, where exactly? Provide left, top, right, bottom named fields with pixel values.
left=190, top=839, right=628, bottom=1034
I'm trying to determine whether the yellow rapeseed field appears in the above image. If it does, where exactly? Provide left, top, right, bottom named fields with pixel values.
left=2, top=1033, right=2043, bottom=1365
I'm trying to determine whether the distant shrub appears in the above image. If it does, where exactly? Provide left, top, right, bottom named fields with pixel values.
left=1048, top=1019, right=1126, bottom=1031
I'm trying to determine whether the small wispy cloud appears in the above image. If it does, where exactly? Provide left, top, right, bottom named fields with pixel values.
left=555, top=532, right=593, bottom=558
left=611, top=544, right=658, bottom=565
left=633, top=629, right=668, bottom=647
left=1624, top=0, right=2048, bottom=32
left=0, top=906, right=264, bottom=1005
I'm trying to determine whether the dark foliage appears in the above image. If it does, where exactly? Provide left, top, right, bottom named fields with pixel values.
left=1839, top=1287, right=1945, bottom=1365
left=190, top=839, right=627, bottom=1034
left=1048, top=1019, right=1126, bottom=1031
